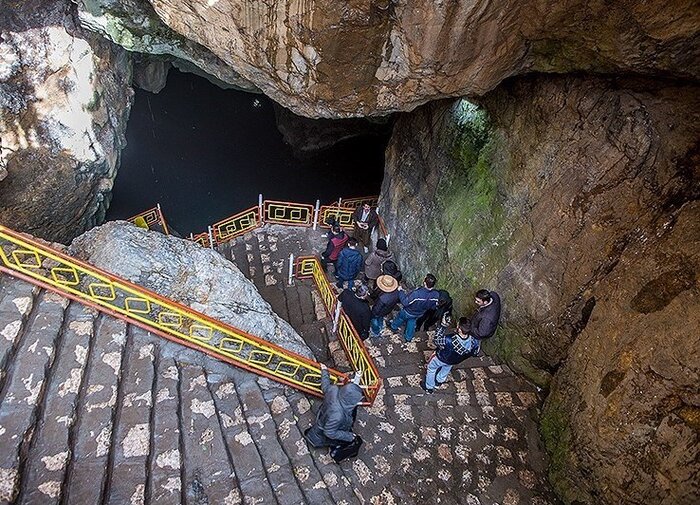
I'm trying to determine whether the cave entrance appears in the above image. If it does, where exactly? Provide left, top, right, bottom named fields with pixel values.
left=106, top=69, right=390, bottom=235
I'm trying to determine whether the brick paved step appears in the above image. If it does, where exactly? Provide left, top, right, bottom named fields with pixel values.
left=0, top=288, right=68, bottom=504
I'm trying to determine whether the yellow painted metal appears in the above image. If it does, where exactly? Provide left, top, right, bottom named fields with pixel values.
left=319, top=206, right=354, bottom=229
left=336, top=196, right=379, bottom=209
left=128, top=205, right=170, bottom=235
left=212, top=207, right=261, bottom=244
left=132, top=216, right=149, bottom=229
left=263, top=200, right=314, bottom=226
left=0, top=226, right=343, bottom=395
left=295, top=256, right=381, bottom=402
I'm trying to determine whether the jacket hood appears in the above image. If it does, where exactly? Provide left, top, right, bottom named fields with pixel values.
left=375, top=249, right=393, bottom=259
left=338, top=383, right=364, bottom=408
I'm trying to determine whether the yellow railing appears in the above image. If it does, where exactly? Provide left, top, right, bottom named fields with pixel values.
left=128, top=204, right=170, bottom=235
left=295, top=256, right=381, bottom=404
left=263, top=200, right=314, bottom=227
left=319, top=205, right=355, bottom=229
left=0, top=225, right=345, bottom=397
left=212, top=206, right=261, bottom=243
left=335, top=196, right=379, bottom=209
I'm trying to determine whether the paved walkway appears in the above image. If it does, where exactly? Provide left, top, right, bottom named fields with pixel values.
left=0, top=224, right=557, bottom=504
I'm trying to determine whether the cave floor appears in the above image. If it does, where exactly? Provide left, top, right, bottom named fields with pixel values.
left=0, top=224, right=558, bottom=505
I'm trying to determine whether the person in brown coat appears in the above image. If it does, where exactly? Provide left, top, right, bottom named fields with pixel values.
left=352, top=203, right=379, bottom=253
left=363, top=238, right=393, bottom=290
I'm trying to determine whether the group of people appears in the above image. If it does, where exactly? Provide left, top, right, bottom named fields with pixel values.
left=306, top=203, right=502, bottom=460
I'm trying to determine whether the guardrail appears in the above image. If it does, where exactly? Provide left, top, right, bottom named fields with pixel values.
left=295, top=256, right=381, bottom=404
left=128, top=204, right=170, bottom=235
left=0, top=225, right=346, bottom=397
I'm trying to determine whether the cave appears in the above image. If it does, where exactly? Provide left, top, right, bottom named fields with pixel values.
left=0, top=1, right=698, bottom=504
left=106, top=69, right=390, bottom=235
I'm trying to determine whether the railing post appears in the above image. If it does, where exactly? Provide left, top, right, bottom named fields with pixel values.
left=312, top=199, right=320, bottom=230
left=258, top=194, right=264, bottom=223
left=386, top=233, right=391, bottom=245
left=207, top=226, right=214, bottom=249
left=337, top=197, right=342, bottom=208
left=288, top=253, right=294, bottom=286
left=332, top=301, right=342, bottom=334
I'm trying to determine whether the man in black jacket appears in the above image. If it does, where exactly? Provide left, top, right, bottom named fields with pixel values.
left=339, top=283, right=372, bottom=340
left=469, top=289, right=501, bottom=342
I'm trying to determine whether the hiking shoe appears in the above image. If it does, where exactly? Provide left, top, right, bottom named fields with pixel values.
left=419, top=379, right=434, bottom=394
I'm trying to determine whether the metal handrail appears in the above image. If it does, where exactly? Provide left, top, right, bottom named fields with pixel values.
left=0, top=225, right=346, bottom=397
left=295, top=256, right=381, bottom=404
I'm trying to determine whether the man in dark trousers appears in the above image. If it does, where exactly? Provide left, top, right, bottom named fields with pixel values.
left=320, top=224, right=348, bottom=273
left=352, top=203, right=379, bottom=253
left=469, top=289, right=501, bottom=344
left=389, top=273, right=439, bottom=342
left=304, top=364, right=364, bottom=449
left=335, top=237, right=363, bottom=289
left=416, top=289, right=453, bottom=331
left=339, top=283, right=372, bottom=340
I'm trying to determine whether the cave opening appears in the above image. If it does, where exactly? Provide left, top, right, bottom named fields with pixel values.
left=106, top=69, right=391, bottom=235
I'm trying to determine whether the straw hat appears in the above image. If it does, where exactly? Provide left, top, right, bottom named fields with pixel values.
left=377, top=275, right=398, bottom=292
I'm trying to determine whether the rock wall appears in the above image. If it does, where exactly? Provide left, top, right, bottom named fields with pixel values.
left=69, top=221, right=313, bottom=358
left=380, top=74, right=699, bottom=503
left=75, top=0, right=700, bottom=117
left=0, top=0, right=133, bottom=243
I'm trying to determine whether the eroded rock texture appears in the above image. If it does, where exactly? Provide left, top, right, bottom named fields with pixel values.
left=69, top=221, right=313, bottom=358
left=77, top=0, right=700, bottom=117
left=0, top=0, right=133, bottom=243
left=381, top=74, right=699, bottom=503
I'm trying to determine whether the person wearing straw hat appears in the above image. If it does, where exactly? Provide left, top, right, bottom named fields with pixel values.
left=369, top=275, right=400, bottom=338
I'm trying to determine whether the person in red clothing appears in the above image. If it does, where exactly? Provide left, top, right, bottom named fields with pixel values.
left=320, top=224, right=349, bottom=273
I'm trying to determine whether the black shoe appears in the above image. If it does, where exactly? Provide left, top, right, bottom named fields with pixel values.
left=419, top=379, right=434, bottom=394
left=436, top=380, right=446, bottom=387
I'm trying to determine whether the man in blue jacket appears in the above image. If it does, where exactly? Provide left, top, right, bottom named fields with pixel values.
left=389, top=273, right=439, bottom=342
left=335, top=237, right=363, bottom=289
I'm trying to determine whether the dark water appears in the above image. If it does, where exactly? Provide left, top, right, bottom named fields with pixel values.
left=107, top=70, right=388, bottom=235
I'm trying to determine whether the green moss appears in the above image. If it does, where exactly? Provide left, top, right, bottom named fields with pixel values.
left=482, top=326, right=551, bottom=387
left=84, top=90, right=102, bottom=112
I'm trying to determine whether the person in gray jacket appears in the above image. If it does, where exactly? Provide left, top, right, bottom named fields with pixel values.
left=304, top=364, right=364, bottom=448
left=364, top=238, right=393, bottom=289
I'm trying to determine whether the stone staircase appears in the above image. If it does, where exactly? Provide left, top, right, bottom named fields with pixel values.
left=0, top=224, right=559, bottom=504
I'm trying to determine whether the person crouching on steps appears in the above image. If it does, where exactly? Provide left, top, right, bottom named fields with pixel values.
left=305, top=364, right=364, bottom=450
left=420, top=314, right=478, bottom=394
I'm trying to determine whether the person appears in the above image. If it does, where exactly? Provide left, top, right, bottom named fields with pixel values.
left=304, top=364, right=364, bottom=449
left=420, top=314, right=478, bottom=393
left=416, top=289, right=453, bottom=331
left=389, top=274, right=439, bottom=342
left=321, top=224, right=348, bottom=273
left=339, top=283, right=372, bottom=340
left=352, top=203, right=378, bottom=253
left=469, top=289, right=501, bottom=342
left=380, top=259, right=402, bottom=282
left=369, top=275, right=400, bottom=338
left=335, top=237, right=363, bottom=289
left=363, top=238, right=393, bottom=290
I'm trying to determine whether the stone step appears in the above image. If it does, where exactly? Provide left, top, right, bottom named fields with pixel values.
left=18, top=302, right=98, bottom=505
left=0, top=289, right=68, bottom=503
left=178, top=363, right=240, bottom=505
left=230, top=369, right=309, bottom=505
left=64, top=314, right=128, bottom=504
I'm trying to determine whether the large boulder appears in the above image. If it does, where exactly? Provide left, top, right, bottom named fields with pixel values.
left=77, top=0, right=700, bottom=117
left=380, top=74, right=700, bottom=503
left=0, top=0, right=133, bottom=243
left=68, top=221, right=313, bottom=359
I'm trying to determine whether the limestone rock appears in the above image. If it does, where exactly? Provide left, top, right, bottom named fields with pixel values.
left=273, top=103, right=392, bottom=156
left=380, top=74, right=700, bottom=503
left=132, top=55, right=170, bottom=93
left=68, top=221, right=313, bottom=359
left=0, top=0, right=133, bottom=243
left=75, top=0, right=258, bottom=93
left=79, top=0, right=700, bottom=117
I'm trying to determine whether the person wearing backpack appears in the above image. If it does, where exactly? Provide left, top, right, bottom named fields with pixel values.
left=335, top=237, right=363, bottom=289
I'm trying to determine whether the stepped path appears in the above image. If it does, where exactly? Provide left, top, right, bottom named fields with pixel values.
left=0, top=224, right=557, bottom=504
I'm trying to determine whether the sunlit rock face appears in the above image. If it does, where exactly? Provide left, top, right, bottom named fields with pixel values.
left=380, top=74, right=700, bottom=503
left=69, top=221, right=314, bottom=359
left=78, top=0, right=699, bottom=117
left=0, top=0, right=133, bottom=243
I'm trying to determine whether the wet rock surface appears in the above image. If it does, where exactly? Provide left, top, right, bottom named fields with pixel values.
left=0, top=224, right=556, bottom=503
left=0, top=0, right=133, bottom=243
left=74, top=0, right=700, bottom=117
left=380, top=75, right=700, bottom=502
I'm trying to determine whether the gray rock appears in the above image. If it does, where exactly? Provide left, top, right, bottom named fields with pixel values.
left=68, top=221, right=313, bottom=359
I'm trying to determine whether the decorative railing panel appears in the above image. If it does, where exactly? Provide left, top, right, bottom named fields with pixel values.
left=128, top=204, right=170, bottom=235
left=319, top=206, right=354, bottom=229
left=263, top=200, right=314, bottom=227
left=212, top=206, right=261, bottom=243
